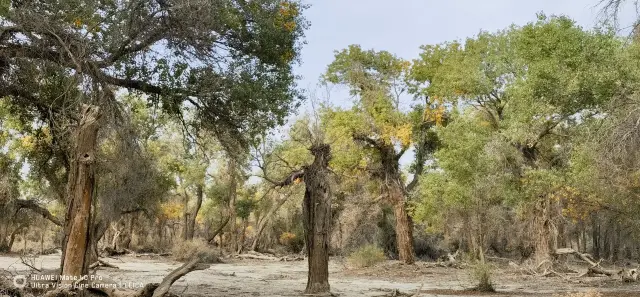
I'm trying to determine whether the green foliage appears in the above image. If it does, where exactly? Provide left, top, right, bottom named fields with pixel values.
left=471, top=262, right=495, bottom=292
left=348, top=244, right=386, bottom=268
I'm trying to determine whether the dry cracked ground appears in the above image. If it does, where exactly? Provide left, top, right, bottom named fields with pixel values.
left=1, top=253, right=639, bottom=297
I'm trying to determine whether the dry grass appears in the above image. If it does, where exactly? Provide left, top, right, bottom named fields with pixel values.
left=348, top=244, right=386, bottom=268
left=171, top=239, right=221, bottom=263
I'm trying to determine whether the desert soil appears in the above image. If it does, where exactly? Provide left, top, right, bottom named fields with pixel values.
left=0, top=253, right=638, bottom=297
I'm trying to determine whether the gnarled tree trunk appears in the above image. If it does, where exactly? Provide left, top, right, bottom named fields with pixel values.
left=303, top=143, right=332, bottom=294
left=60, top=104, right=101, bottom=284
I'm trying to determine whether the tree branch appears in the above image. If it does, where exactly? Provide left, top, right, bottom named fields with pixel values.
left=15, top=200, right=63, bottom=227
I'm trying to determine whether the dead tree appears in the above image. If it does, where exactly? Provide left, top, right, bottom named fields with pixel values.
left=60, top=105, right=101, bottom=284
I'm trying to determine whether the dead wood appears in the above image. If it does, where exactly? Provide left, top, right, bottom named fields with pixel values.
left=40, top=257, right=209, bottom=297
left=103, top=247, right=128, bottom=256
left=234, top=251, right=303, bottom=262
left=151, top=257, right=210, bottom=297
left=89, top=259, right=119, bottom=269
left=552, top=248, right=615, bottom=278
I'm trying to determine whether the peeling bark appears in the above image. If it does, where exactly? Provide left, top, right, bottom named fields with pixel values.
left=60, top=104, right=101, bottom=284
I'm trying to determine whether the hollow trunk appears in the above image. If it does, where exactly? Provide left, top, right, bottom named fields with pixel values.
left=303, top=143, right=332, bottom=294
left=60, top=105, right=101, bottom=284
left=187, top=184, right=204, bottom=240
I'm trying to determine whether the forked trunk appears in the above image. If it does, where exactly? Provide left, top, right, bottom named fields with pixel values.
left=60, top=104, right=101, bottom=284
left=303, top=143, right=332, bottom=294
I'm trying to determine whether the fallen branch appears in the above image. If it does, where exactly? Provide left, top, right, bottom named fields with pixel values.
left=235, top=251, right=303, bottom=262
left=552, top=248, right=614, bottom=277
left=89, top=259, right=119, bottom=269
left=152, top=257, right=210, bottom=297
left=44, top=257, right=210, bottom=297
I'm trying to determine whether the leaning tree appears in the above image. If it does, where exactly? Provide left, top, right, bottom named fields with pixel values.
left=0, top=0, right=307, bottom=288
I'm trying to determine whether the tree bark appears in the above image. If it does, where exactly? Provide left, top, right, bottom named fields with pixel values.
left=207, top=215, right=230, bottom=244
left=60, top=104, right=101, bottom=285
left=391, top=185, right=415, bottom=265
left=186, top=184, right=204, bottom=240
left=228, top=158, right=238, bottom=253
left=182, top=188, right=190, bottom=241
left=302, top=143, right=332, bottom=294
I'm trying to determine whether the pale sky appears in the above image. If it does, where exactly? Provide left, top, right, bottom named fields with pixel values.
left=295, top=0, right=633, bottom=92
left=285, top=0, right=637, bottom=171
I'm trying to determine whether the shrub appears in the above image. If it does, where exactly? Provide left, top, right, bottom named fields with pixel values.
left=171, top=239, right=220, bottom=263
left=471, top=261, right=494, bottom=292
left=348, top=244, right=386, bottom=268
left=279, top=231, right=304, bottom=253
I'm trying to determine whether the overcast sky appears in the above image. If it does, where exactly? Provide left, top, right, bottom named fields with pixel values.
left=283, top=0, right=636, bottom=171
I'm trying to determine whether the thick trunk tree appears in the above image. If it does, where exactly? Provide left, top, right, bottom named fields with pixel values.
left=60, top=105, right=101, bottom=284
left=302, top=143, right=332, bottom=294
left=390, top=185, right=415, bottom=264
left=354, top=135, right=415, bottom=264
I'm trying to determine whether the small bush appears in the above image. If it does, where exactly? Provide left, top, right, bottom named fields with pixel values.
left=348, top=244, right=386, bottom=268
left=471, top=262, right=494, bottom=292
left=279, top=231, right=304, bottom=253
left=553, top=291, right=602, bottom=297
left=171, top=239, right=220, bottom=263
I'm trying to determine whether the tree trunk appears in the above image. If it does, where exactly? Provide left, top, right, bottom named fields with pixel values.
left=392, top=190, right=415, bottom=265
left=207, top=215, right=230, bottom=244
left=251, top=193, right=289, bottom=251
left=228, top=158, right=238, bottom=253
left=592, top=214, right=600, bottom=258
left=182, top=188, right=190, bottom=241
left=60, top=105, right=101, bottom=284
left=187, top=184, right=204, bottom=240
left=238, top=219, right=247, bottom=254
left=303, top=143, right=332, bottom=294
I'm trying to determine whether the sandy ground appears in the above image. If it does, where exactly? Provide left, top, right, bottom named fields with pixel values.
left=1, top=253, right=639, bottom=297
